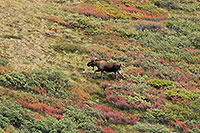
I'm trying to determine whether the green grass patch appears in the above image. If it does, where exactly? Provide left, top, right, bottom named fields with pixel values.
left=52, top=42, right=89, bottom=54
left=1, top=35, right=22, bottom=40
left=0, top=58, right=9, bottom=66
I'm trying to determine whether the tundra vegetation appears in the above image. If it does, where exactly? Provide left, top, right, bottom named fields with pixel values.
left=0, top=0, right=200, bottom=132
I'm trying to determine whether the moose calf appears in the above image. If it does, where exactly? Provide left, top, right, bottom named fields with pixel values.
left=87, top=59, right=124, bottom=79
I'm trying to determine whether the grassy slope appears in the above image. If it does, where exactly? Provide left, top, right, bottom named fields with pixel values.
left=0, top=0, right=200, bottom=132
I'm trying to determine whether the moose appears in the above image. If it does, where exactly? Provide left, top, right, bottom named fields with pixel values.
left=87, top=58, right=124, bottom=79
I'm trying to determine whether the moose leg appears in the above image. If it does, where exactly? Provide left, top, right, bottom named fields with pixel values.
left=100, top=71, right=104, bottom=79
left=115, top=72, right=119, bottom=79
left=93, top=69, right=101, bottom=78
left=117, top=71, right=124, bottom=79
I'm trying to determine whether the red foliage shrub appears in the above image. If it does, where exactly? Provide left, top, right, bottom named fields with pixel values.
left=104, top=81, right=166, bottom=110
left=16, top=99, right=63, bottom=119
left=91, top=105, right=139, bottom=125
left=170, top=120, right=189, bottom=133
left=125, top=68, right=144, bottom=77
left=33, top=113, right=44, bottom=120
left=121, top=6, right=144, bottom=14
left=101, top=126, right=116, bottom=133
left=79, top=130, right=86, bottom=133
left=0, top=66, right=13, bottom=73
left=72, top=4, right=109, bottom=19
left=178, top=82, right=200, bottom=90
left=143, top=59, right=199, bottom=90
left=171, top=97, right=190, bottom=106
left=33, top=87, right=47, bottom=95
left=170, top=120, right=200, bottom=133
left=45, top=16, right=71, bottom=26
left=66, top=102, right=88, bottom=110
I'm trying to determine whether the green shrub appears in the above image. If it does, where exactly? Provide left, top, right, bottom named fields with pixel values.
left=0, top=101, right=33, bottom=129
left=135, top=23, right=163, bottom=32
left=67, top=14, right=106, bottom=35
left=147, top=79, right=176, bottom=89
left=133, top=122, right=169, bottom=133
left=0, top=58, right=9, bottom=66
left=135, top=30, right=188, bottom=51
left=2, top=35, right=22, bottom=40
left=145, top=89, right=200, bottom=123
left=158, top=52, right=181, bottom=62
left=152, top=0, right=180, bottom=9
left=143, top=109, right=169, bottom=124
left=189, top=64, right=200, bottom=75
left=0, top=128, right=5, bottom=132
left=63, top=105, right=103, bottom=131
left=21, top=117, right=79, bottom=133
left=0, top=69, right=70, bottom=98
left=1, top=125, right=18, bottom=133
left=111, top=54, right=129, bottom=62
left=139, top=56, right=164, bottom=71
left=165, top=88, right=199, bottom=101
left=144, top=89, right=199, bottom=123
left=115, top=21, right=199, bottom=51
left=21, top=105, right=103, bottom=132
left=164, top=102, right=198, bottom=122
left=165, top=89, right=200, bottom=121
left=187, top=31, right=200, bottom=49
left=0, top=114, right=10, bottom=130
left=152, top=0, right=196, bottom=11
left=167, top=17, right=200, bottom=36
left=0, top=101, right=105, bottom=132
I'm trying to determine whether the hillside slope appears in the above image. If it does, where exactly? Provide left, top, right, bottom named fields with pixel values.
left=0, top=0, right=200, bottom=132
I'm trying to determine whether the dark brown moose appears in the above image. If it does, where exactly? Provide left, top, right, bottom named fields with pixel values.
left=87, top=59, right=124, bottom=79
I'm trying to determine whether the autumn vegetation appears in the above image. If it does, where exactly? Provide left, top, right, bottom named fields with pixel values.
left=0, top=0, right=200, bottom=132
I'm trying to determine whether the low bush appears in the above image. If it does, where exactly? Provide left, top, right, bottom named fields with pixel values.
left=143, top=109, right=169, bottom=124
left=165, top=88, right=199, bottom=101
left=170, top=120, right=200, bottom=133
left=0, top=58, right=9, bottom=66
left=152, top=0, right=196, bottom=11
left=0, top=101, right=34, bottom=130
left=152, top=0, right=181, bottom=9
left=135, top=23, right=163, bottom=32
left=72, top=0, right=168, bottom=20
left=0, top=69, right=70, bottom=98
left=71, top=3, right=109, bottom=19
left=104, top=81, right=166, bottom=110
left=114, top=20, right=200, bottom=52
left=0, top=101, right=112, bottom=132
left=21, top=116, right=80, bottom=133
left=133, top=122, right=169, bottom=133
left=167, top=17, right=200, bottom=36
left=91, top=105, right=140, bottom=125
left=134, top=55, right=199, bottom=90
left=147, top=79, right=176, bottom=89
left=164, top=96, right=200, bottom=122
left=66, top=14, right=106, bottom=35
left=0, top=114, right=10, bottom=130
left=144, top=88, right=200, bottom=123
